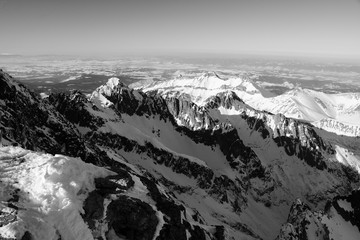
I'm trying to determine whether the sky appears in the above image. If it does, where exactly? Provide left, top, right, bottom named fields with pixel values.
left=0, top=0, right=360, bottom=58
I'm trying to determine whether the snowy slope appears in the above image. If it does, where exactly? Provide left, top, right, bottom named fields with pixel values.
left=0, top=146, right=113, bottom=240
left=137, top=72, right=360, bottom=136
left=250, top=88, right=360, bottom=125
left=313, top=118, right=360, bottom=137
left=2, top=69, right=360, bottom=240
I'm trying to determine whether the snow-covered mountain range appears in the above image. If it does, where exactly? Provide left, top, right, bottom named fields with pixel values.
left=1, top=68, right=360, bottom=240
left=135, top=72, right=360, bottom=137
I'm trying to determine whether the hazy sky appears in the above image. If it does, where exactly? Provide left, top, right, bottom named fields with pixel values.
left=0, top=0, right=360, bottom=58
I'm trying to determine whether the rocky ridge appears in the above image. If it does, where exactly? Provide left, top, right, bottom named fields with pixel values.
left=0, top=70, right=228, bottom=240
left=51, top=77, right=360, bottom=238
left=1, top=70, right=360, bottom=240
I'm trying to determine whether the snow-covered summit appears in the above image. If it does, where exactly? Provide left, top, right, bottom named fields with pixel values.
left=104, top=77, right=120, bottom=91
left=136, top=72, right=360, bottom=136
left=136, top=72, right=273, bottom=106
left=198, top=71, right=222, bottom=80
left=93, top=77, right=121, bottom=97
left=89, top=77, right=122, bottom=107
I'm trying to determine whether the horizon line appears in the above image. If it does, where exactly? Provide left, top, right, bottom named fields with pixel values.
left=1, top=50, right=360, bottom=62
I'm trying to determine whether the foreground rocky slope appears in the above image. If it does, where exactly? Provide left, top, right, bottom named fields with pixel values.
left=1, top=70, right=360, bottom=240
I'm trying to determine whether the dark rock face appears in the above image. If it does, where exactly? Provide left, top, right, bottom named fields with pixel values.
left=330, top=190, right=360, bottom=231
left=82, top=170, right=220, bottom=240
left=87, top=131, right=245, bottom=206
left=101, top=83, right=174, bottom=122
left=206, top=91, right=246, bottom=110
left=206, top=91, right=335, bottom=171
left=48, top=90, right=105, bottom=131
left=166, top=97, right=215, bottom=130
left=82, top=171, right=142, bottom=239
left=107, top=196, right=159, bottom=240
left=139, top=176, right=222, bottom=240
left=82, top=191, right=105, bottom=229
left=270, top=118, right=334, bottom=171
left=0, top=70, right=109, bottom=166
left=286, top=199, right=312, bottom=225
left=175, top=122, right=267, bottom=192
left=20, top=232, right=32, bottom=240
left=276, top=199, right=329, bottom=240
left=108, top=83, right=143, bottom=116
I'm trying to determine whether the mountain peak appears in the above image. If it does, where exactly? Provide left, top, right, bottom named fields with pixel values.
left=0, top=69, right=38, bottom=104
left=106, top=77, right=120, bottom=90
left=90, top=77, right=122, bottom=107
left=0, top=68, right=14, bottom=85
left=138, top=71, right=274, bottom=106
left=200, top=71, right=222, bottom=79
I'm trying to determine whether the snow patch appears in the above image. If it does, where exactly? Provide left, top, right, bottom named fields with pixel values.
left=0, top=146, right=114, bottom=240
left=334, top=145, right=360, bottom=174
left=89, top=77, right=120, bottom=108
left=322, top=207, right=360, bottom=240
left=151, top=204, right=165, bottom=240
left=60, top=75, right=81, bottom=83
left=218, top=106, right=242, bottom=115
left=338, top=199, right=353, bottom=212
left=106, top=77, right=120, bottom=90
left=40, top=92, right=49, bottom=99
